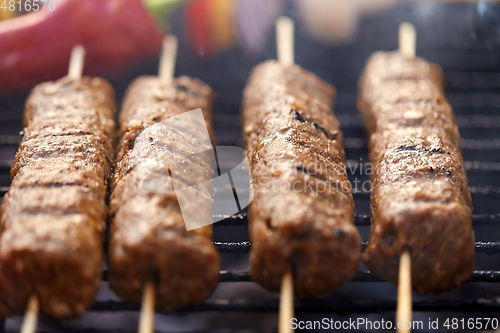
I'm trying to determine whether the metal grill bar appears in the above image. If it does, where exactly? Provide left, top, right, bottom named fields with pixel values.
left=89, top=296, right=500, bottom=315
left=214, top=213, right=500, bottom=227
left=335, top=114, right=500, bottom=129
left=99, top=270, right=500, bottom=284
left=211, top=241, right=500, bottom=255
left=3, top=186, right=500, bottom=198
left=336, top=138, right=500, bottom=150
left=464, top=161, right=500, bottom=172
left=352, top=186, right=500, bottom=197
left=344, top=160, right=500, bottom=173
left=99, top=239, right=500, bottom=256
left=0, top=135, right=20, bottom=145
left=222, top=270, right=500, bottom=283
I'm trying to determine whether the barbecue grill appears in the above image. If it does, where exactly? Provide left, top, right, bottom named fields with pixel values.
left=1, top=1, right=500, bottom=332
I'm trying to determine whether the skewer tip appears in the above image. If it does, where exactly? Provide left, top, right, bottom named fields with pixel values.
left=20, top=295, right=39, bottom=333
left=276, top=16, right=295, bottom=66
left=279, top=270, right=294, bottom=333
left=138, top=281, right=155, bottom=333
left=158, top=35, right=179, bottom=81
left=396, top=250, right=412, bottom=333
left=399, top=22, right=416, bottom=59
left=68, top=45, right=86, bottom=80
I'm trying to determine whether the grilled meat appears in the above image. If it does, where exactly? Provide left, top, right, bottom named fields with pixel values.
left=108, top=76, right=220, bottom=309
left=242, top=60, right=361, bottom=298
left=0, top=76, right=116, bottom=318
left=358, top=51, right=475, bottom=293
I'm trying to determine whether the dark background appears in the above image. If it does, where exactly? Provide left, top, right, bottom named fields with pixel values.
left=1, top=1, right=500, bottom=331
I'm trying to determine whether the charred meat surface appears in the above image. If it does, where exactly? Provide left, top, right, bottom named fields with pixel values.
left=0, top=76, right=116, bottom=319
left=358, top=51, right=474, bottom=294
left=242, top=60, right=360, bottom=298
left=108, top=76, right=220, bottom=309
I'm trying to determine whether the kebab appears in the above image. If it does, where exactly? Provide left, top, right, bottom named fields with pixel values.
left=0, top=45, right=115, bottom=331
left=107, top=36, right=220, bottom=333
left=242, top=18, right=361, bottom=332
left=358, top=22, right=475, bottom=304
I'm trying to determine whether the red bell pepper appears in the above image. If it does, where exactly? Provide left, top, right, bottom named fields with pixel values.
left=0, top=0, right=183, bottom=92
left=185, top=0, right=213, bottom=56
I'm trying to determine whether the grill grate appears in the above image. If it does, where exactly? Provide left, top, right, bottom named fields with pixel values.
left=1, top=127, right=500, bottom=318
